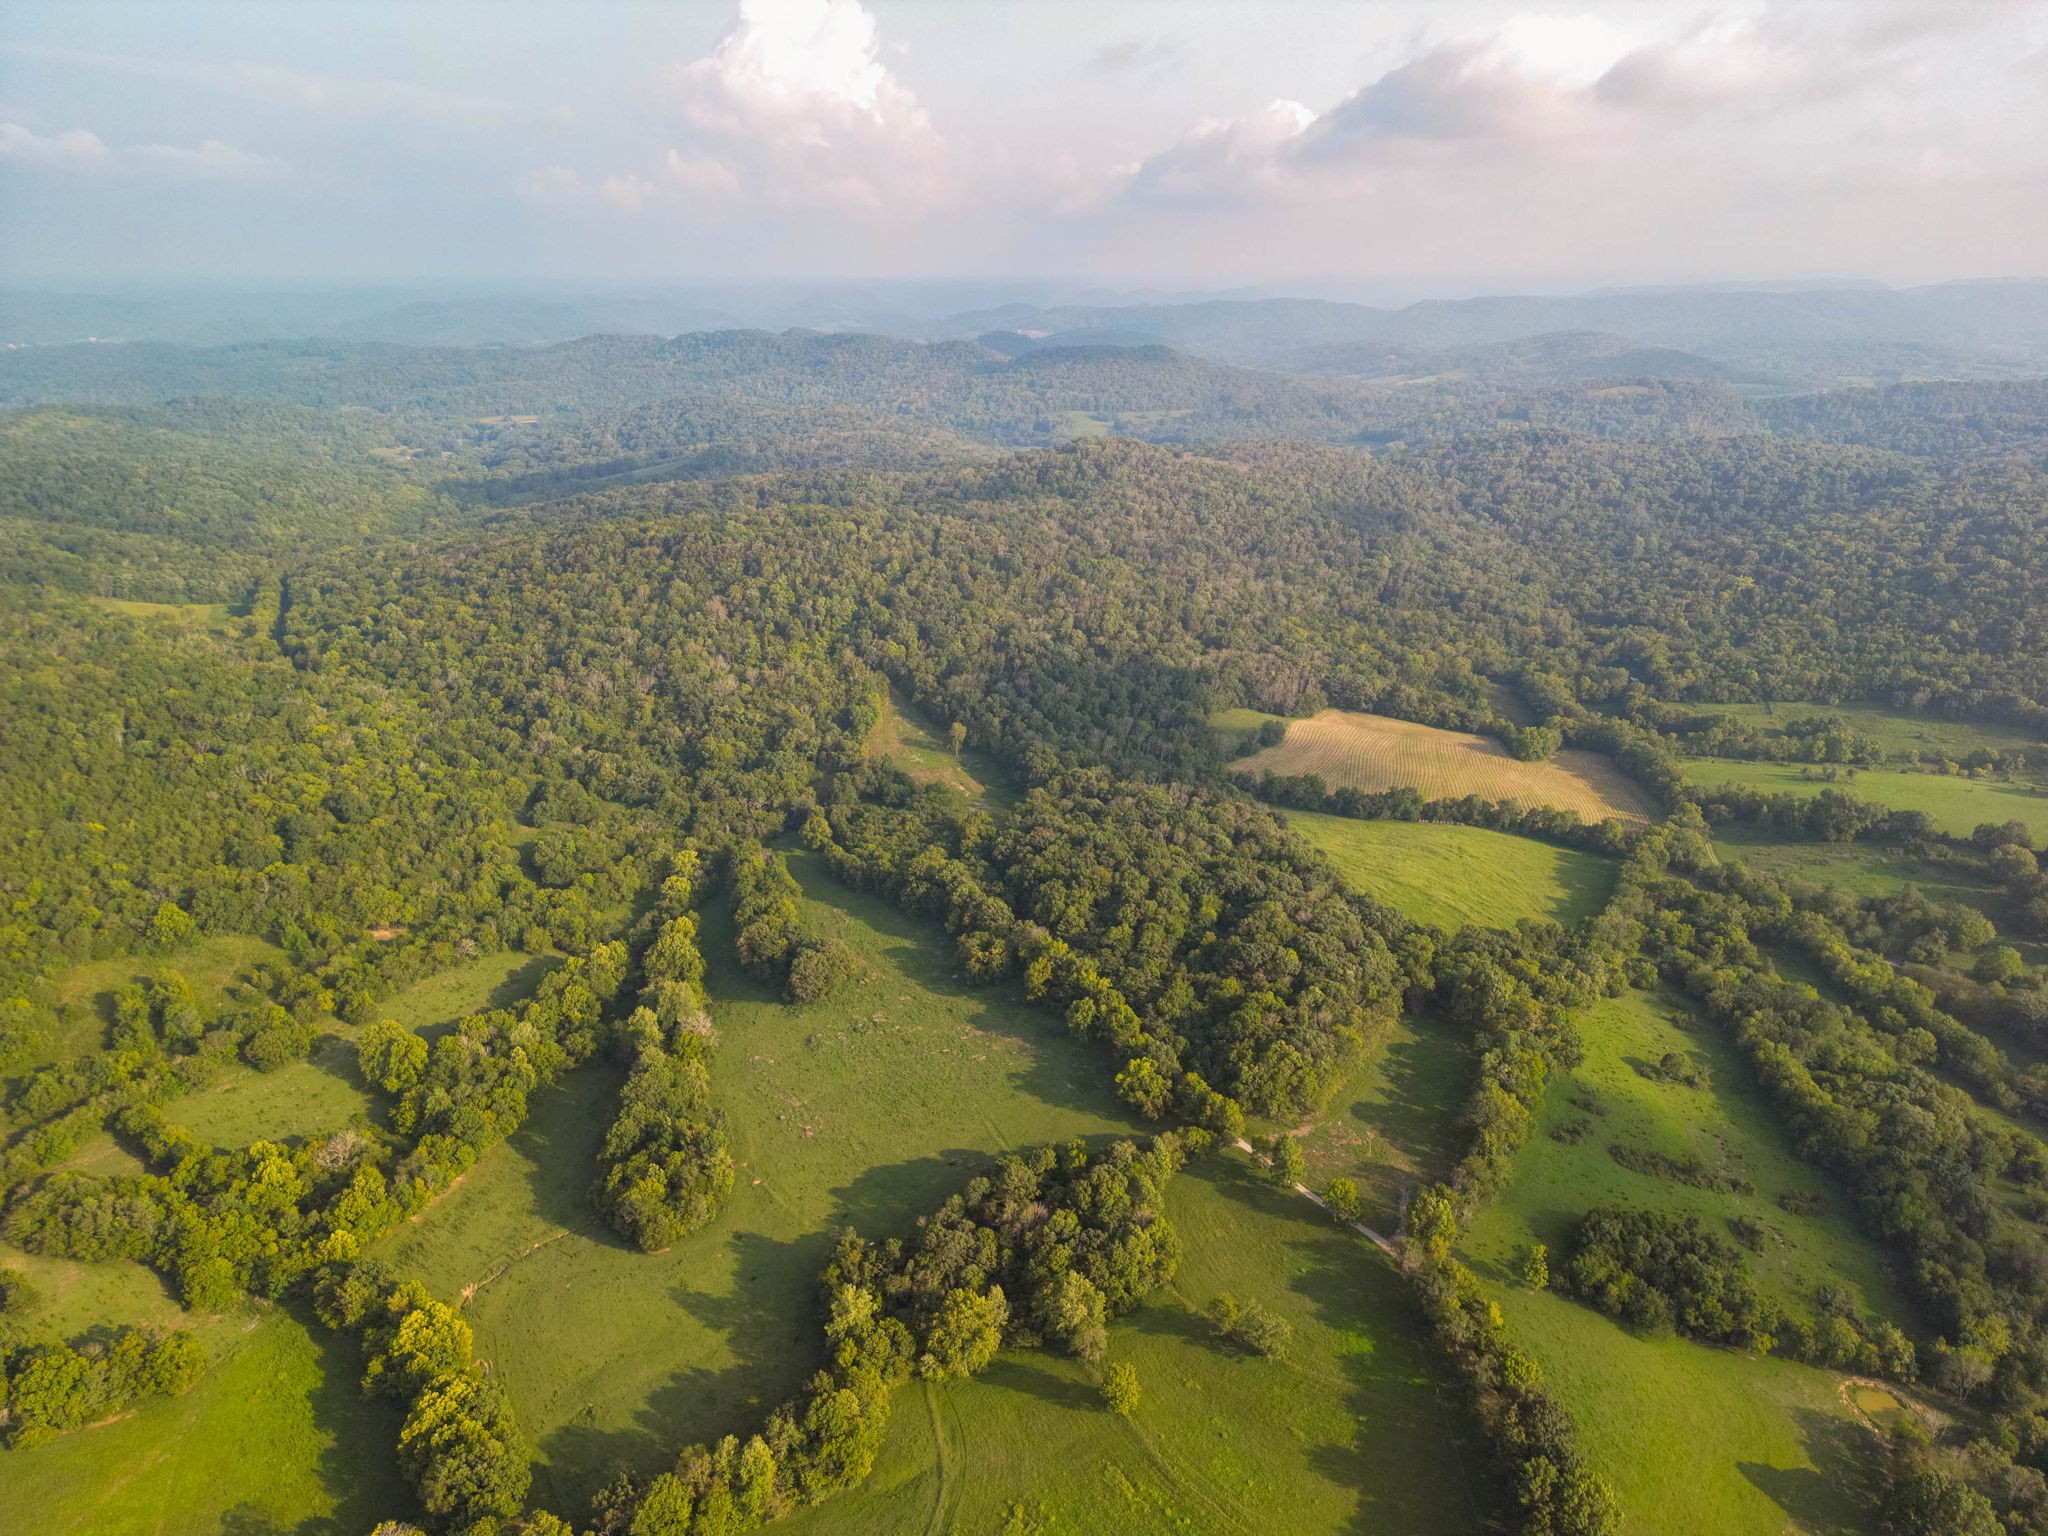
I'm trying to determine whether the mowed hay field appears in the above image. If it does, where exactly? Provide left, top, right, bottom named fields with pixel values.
left=1285, top=809, right=1617, bottom=931
left=1234, top=710, right=1655, bottom=825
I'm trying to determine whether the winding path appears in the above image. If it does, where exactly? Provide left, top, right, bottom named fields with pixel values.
left=1228, top=1136, right=1401, bottom=1260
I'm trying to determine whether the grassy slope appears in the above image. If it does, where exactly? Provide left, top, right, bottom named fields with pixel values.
left=782, top=1158, right=1490, bottom=1536
left=376, top=854, right=1488, bottom=1530
left=171, top=1034, right=373, bottom=1147
left=0, top=1303, right=409, bottom=1536
left=1460, top=990, right=1908, bottom=1534
left=1704, top=702, right=2038, bottom=759
left=380, top=948, right=560, bottom=1036
left=1291, top=1009, right=1471, bottom=1233
left=867, top=690, right=1013, bottom=806
left=1282, top=809, right=1616, bottom=931
left=1711, top=832, right=2044, bottom=965
left=376, top=852, right=1141, bottom=1513
left=0, top=944, right=563, bottom=1536
left=1685, top=759, right=2048, bottom=842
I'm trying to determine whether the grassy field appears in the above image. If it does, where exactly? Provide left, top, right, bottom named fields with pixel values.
left=170, top=1034, right=373, bottom=1147
left=1289, top=1010, right=1470, bottom=1233
left=1283, top=809, right=1617, bottom=931
left=1459, top=989, right=1911, bottom=1534
left=378, top=947, right=558, bottom=1036
left=867, top=691, right=1011, bottom=805
left=1686, top=759, right=2048, bottom=842
left=375, top=853, right=1487, bottom=1528
left=1702, top=702, right=2040, bottom=760
left=0, top=945, right=571, bottom=1532
left=1711, top=832, right=2042, bottom=963
left=0, top=1303, right=409, bottom=1536
left=1233, top=710, right=1655, bottom=825
left=779, top=1157, right=1490, bottom=1536
left=376, top=851, right=1141, bottom=1513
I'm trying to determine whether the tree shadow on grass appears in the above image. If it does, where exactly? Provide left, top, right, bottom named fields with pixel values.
left=979, top=1354, right=1098, bottom=1413
left=280, top=1300, right=413, bottom=1536
left=1738, top=1405, right=1882, bottom=1536
left=1193, top=1158, right=1501, bottom=1535
left=503, top=1062, right=634, bottom=1252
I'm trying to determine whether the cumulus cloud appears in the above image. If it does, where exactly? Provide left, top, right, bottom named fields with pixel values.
left=534, top=0, right=952, bottom=218
left=11, top=43, right=523, bottom=127
left=134, top=138, right=288, bottom=179
left=1113, top=7, right=1973, bottom=208
left=0, top=120, right=110, bottom=169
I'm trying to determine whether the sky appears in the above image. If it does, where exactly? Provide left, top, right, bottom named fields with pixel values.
left=1, top=0, right=2044, bottom=297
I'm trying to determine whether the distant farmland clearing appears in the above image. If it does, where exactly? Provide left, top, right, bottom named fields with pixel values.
left=1233, top=709, right=1656, bottom=825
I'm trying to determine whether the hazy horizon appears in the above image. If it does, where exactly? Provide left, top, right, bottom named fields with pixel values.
left=4, top=0, right=2045, bottom=293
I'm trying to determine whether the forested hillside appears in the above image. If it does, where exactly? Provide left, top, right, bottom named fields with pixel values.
left=4, top=321, right=2048, bottom=1536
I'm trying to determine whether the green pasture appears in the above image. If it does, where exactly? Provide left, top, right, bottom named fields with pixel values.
left=1460, top=989, right=1912, bottom=1534
left=1685, top=759, right=2048, bottom=842
left=376, top=851, right=1139, bottom=1513
left=1282, top=809, right=1616, bottom=931
left=781, top=1157, right=1491, bottom=1536
left=1702, top=702, right=2039, bottom=760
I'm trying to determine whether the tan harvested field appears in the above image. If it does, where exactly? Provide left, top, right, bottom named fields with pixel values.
left=1233, top=709, right=1656, bottom=825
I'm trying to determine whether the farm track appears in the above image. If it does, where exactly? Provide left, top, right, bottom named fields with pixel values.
left=1233, top=710, right=1654, bottom=825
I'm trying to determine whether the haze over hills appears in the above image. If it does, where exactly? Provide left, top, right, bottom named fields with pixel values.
left=8, top=278, right=2047, bottom=393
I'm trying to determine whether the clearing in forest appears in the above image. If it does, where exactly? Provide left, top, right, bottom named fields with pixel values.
left=1685, top=759, right=2048, bottom=842
left=1233, top=709, right=1655, bottom=825
left=1460, top=989, right=1913, bottom=1534
left=375, top=852, right=1483, bottom=1529
left=866, top=691, right=1010, bottom=804
left=376, top=851, right=1137, bottom=1514
left=1285, top=810, right=1616, bottom=930
left=780, top=1158, right=1490, bottom=1536
left=1703, top=702, right=2039, bottom=760
left=1289, top=1009, right=1471, bottom=1235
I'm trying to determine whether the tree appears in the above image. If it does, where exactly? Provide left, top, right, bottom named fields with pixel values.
left=948, top=721, right=968, bottom=757
left=1266, top=1134, right=1306, bottom=1188
left=1043, top=1270, right=1108, bottom=1362
left=919, top=1286, right=1008, bottom=1379
left=1102, top=1360, right=1141, bottom=1416
left=396, top=1372, right=531, bottom=1526
left=1975, top=945, right=2026, bottom=985
left=1322, top=1177, right=1362, bottom=1224
left=146, top=901, right=196, bottom=951
left=1209, top=1293, right=1290, bottom=1357
left=1522, top=1242, right=1550, bottom=1291
left=1115, top=1056, right=1172, bottom=1120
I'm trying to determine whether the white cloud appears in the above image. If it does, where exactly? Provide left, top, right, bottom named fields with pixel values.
left=538, top=0, right=953, bottom=219
left=0, top=120, right=110, bottom=169
left=1114, top=9, right=1949, bottom=208
left=11, top=43, right=523, bottom=127
left=134, top=137, right=288, bottom=180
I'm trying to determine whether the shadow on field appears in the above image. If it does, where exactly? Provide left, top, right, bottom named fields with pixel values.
left=262, top=1301, right=411, bottom=1536
left=1738, top=1405, right=1881, bottom=1536
left=1196, top=1158, right=1499, bottom=1534
left=980, top=1355, right=1098, bottom=1412
left=513, top=1062, right=632, bottom=1251
left=1348, top=1014, right=1468, bottom=1223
